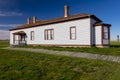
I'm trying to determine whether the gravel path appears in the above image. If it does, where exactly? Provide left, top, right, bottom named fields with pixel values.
left=3, top=47, right=120, bottom=64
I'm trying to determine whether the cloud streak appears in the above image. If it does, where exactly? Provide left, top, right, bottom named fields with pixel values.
left=0, top=0, right=16, bottom=7
left=0, top=0, right=22, bottom=16
left=0, top=24, right=21, bottom=27
left=0, top=11, right=23, bottom=16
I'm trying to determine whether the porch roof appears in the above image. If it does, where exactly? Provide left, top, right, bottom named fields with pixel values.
left=13, top=31, right=26, bottom=35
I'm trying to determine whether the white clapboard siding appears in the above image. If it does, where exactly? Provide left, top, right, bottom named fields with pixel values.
left=10, top=18, right=91, bottom=45
left=94, top=26, right=102, bottom=45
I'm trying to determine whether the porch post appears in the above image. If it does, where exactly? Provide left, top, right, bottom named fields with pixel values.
left=13, top=34, right=15, bottom=44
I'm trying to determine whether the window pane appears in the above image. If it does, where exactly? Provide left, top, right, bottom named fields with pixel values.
left=45, top=30, right=47, bottom=40
left=103, top=27, right=109, bottom=39
left=104, top=32, right=108, bottom=39
left=71, top=28, right=75, bottom=33
left=104, top=27, right=108, bottom=32
left=50, top=30, right=52, bottom=40
left=71, top=34, right=75, bottom=39
left=31, top=31, right=34, bottom=40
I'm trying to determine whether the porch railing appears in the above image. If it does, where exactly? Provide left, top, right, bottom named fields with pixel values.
left=14, top=40, right=26, bottom=46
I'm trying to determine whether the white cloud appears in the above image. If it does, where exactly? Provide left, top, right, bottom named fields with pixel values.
left=0, top=11, right=23, bottom=16
left=0, top=24, right=21, bottom=27
left=0, top=30, right=9, bottom=40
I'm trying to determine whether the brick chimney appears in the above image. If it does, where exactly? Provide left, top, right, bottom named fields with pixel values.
left=33, top=16, right=37, bottom=24
left=64, top=5, right=69, bottom=17
left=27, top=18, right=30, bottom=24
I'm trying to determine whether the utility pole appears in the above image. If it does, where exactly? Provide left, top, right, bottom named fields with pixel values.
left=117, top=35, right=119, bottom=42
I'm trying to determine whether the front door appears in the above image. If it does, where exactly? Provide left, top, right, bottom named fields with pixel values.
left=19, top=34, right=26, bottom=45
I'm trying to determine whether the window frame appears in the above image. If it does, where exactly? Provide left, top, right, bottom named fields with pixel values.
left=70, top=26, right=76, bottom=40
left=103, top=26, right=109, bottom=40
left=30, top=31, right=34, bottom=41
left=44, top=29, right=54, bottom=40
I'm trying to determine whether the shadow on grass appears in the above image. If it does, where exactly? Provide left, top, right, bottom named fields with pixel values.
left=110, top=45, right=120, bottom=48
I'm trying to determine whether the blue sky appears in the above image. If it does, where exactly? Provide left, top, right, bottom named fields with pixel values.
left=0, top=0, right=119, bottom=40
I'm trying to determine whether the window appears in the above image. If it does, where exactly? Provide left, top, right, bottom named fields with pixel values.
left=30, top=31, right=34, bottom=40
left=44, top=29, right=54, bottom=40
left=103, top=26, right=108, bottom=39
left=70, top=27, right=76, bottom=40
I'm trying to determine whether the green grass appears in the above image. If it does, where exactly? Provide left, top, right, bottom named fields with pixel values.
left=0, top=49, right=120, bottom=80
left=110, top=41, right=120, bottom=47
left=0, top=41, right=120, bottom=79
left=0, top=41, right=9, bottom=48
left=18, top=41, right=120, bottom=56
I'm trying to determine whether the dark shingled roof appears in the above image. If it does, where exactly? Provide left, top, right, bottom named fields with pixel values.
left=10, top=14, right=102, bottom=31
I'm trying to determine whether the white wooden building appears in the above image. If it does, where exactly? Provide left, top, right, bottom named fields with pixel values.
left=10, top=6, right=111, bottom=47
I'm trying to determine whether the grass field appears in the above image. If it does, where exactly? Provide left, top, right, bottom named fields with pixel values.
left=0, top=41, right=120, bottom=80
left=0, top=41, right=9, bottom=48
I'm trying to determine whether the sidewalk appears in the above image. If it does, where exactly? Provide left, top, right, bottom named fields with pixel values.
left=3, top=47, right=120, bottom=64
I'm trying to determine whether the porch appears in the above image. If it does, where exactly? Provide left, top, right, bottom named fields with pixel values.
left=13, top=31, right=27, bottom=46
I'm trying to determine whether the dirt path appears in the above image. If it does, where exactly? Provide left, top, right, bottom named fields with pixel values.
left=3, top=47, right=120, bottom=64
